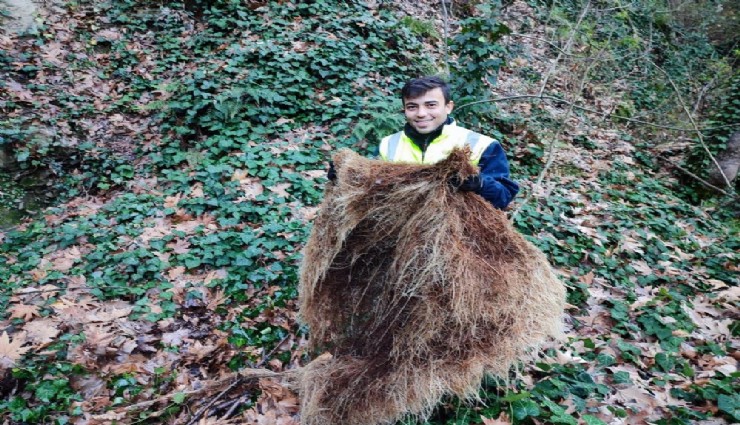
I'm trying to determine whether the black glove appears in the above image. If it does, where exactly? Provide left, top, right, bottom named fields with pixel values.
left=327, top=161, right=337, bottom=181
left=449, top=174, right=482, bottom=192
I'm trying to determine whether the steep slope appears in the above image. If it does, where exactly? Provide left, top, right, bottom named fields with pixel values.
left=0, top=0, right=737, bottom=424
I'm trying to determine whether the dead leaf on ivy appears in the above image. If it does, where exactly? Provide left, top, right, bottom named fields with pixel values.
left=206, top=288, right=228, bottom=310
left=51, top=245, right=82, bottom=272
left=164, top=193, right=183, bottom=209
left=87, top=303, right=133, bottom=323
left=190, top=182, right=205, bottom=198
left=168, top=266, right=186, bottom=280
left=185, top=340, right=218, bottom=361
left=203, top=269, right=228, bottom=285
left=162, top=328, right=190, bottom=346
left=168, top=238, right=191, bottom=254
left=0, top=331, right=30, bottom=369
left=23, top=319, right=61, bottom=345
left=482, top=413, right=512, bottom=425
left=244, top=378, right=300, bottom=424
left=8, top=303, right=41, bottom=321
left=232, top=169, right=250, bottom=182
left=268, top=182, right=292, bottom=198
left=139, top=219, right=172, bottom=243
left=71, top=374, right=109, bottom=399
left=239, top=178, right=265, bottom=201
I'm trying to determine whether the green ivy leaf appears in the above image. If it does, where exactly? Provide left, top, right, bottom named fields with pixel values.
left=717, top=394, right=740, bottom=420
left=172, top=392, right=186, bottom=404
left=511, top=399, right=540, bottom=420
left=582, top=415, right=608, bottom=425
left=500, top=390, right=531, bottom=402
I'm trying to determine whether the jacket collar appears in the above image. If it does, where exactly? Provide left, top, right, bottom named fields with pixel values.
left=403, top=117, right=456, bottom=148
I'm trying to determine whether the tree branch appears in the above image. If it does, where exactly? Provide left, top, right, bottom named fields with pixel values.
left=692, top=41, right=738, bottom=117
left=122, top=368, right=292, bottom=416
left=182, top=335, right=293, bottom=424
left=184, top=378, right=242, bottom=425
left=659, top=156, right=737, bottom=198
left=507, top=32, right=591, bottom=58
left=456, top=94, right=740, bottom=132
left=646, top=58, right=732, bottom=189
left=538, top=0, right=591, bottom=97
left=512, top=1, right=594, bottom=220
left=440, top=0, right=450, bottom=75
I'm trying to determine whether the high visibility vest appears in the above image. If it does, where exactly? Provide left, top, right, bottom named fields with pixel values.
left=378, top=121, right=495, bottom=165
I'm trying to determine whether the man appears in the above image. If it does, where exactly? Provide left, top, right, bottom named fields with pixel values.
left=330, top=76, right=518, bottom=210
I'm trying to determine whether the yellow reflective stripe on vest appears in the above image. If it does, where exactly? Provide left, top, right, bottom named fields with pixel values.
left=381, top=125, right=494, bottom=165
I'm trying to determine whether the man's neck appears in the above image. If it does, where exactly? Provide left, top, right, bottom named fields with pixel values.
left=403, top=117, right=453, bottom=149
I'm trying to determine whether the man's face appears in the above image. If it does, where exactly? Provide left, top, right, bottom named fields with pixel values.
left=403, top=87, right=454, bottom=134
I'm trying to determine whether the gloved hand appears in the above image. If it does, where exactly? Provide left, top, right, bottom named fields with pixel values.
left=327, top=161, right=337, bottom=181
left=448, top=174, right=482, bottom=192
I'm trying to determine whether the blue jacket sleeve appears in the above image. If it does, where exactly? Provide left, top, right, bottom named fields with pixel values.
left=476, top=142, right=519, bottom=209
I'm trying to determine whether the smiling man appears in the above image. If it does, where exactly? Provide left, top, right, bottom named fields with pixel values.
left=378, top=76, right=519, bottom=210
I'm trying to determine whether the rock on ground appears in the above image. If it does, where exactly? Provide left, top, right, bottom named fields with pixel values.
left=1, top=0, right=38, bottom=34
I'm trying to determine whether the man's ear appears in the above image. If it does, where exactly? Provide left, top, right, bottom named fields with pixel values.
left=446, top=101, right=455, bottom=114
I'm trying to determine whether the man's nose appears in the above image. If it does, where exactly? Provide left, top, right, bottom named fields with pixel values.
left=416, top=107, right=428, bottom=117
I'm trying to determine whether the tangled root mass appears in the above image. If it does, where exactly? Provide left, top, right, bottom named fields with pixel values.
left=298, top=149, right=566, bottom=425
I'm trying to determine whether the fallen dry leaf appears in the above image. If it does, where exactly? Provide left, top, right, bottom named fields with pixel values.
left=162, top=328, right=190, bottom=346
left=482, top=413, right=512, bottom=425
left=167, top=266, right=186, bottom=280
left=232, top=169, right=250, bottom=182
left=23, top=319, right=61, bottom=345
left=51, top=245, right=82, bottom=272
left=240, top=179, right=265, bottom=201
left=164, top=193, right=183, bottom=209
left=8, top=303, right=41, bottom=321
left=87, top=303, right=133, bottom=323
left=0, top=331, right=31, bottom=369
left=268, top=182, right=292, bottom=198
left=167, top=238, right=191, bottom=254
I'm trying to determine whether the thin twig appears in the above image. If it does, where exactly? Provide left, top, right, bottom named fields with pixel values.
left=185, top=379, right=242, bottom=425
left=512, top=43, right=602, bottom=220
left=123, top=384, right=223, bottom=413
left=220, top=394, right=250, bottom=420
left=692, top=75, right=718, bottom=117
left=122, top=368, right=286, bottom=416
left=456, top=94, right=740, bottom=132
left=258, top=333, right=292, bottom=367
left=508, top=32, right=591, bottom=58
left=509, top=0, right=592, bottom=220
left=659, top=156, right=737, bottom=198
left=10, top=284, right=133, bottom=296
left=11, top=287, right=76, bottom=295
left=440, top=0, right=450, bottom=75
left=692, top=40, right=738, bottom=116
left=181, top=335, right=294, bottom=424
left=538, top=0, right=591, bottom=97
left=646, top=58, right=732, bottom=188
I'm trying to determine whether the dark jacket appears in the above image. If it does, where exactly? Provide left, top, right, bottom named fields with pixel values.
left=400, top=118, right=519, bottom=210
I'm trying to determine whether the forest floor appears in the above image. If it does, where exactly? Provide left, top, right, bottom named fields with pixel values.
left=0, top=0, right=737, bottom=424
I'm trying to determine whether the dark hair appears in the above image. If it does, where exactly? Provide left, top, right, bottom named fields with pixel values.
left=401, top=76, right=451, bottom=104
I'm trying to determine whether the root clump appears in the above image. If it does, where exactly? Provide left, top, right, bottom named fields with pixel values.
left=298, top=148, right=566, bottom=425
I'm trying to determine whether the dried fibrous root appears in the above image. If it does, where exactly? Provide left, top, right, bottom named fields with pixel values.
left=298, top=148, right=566, bottom=425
